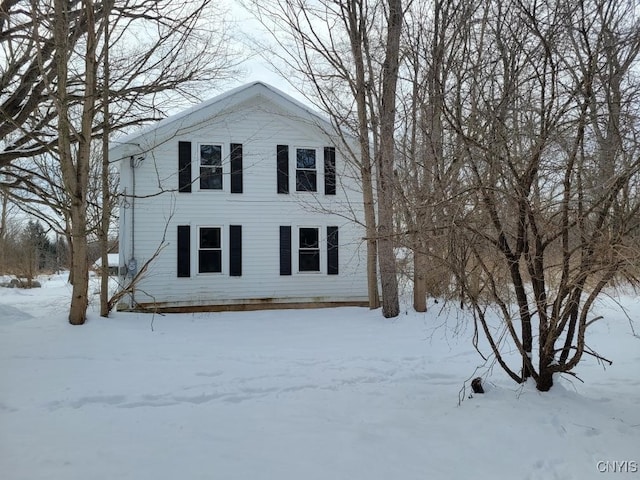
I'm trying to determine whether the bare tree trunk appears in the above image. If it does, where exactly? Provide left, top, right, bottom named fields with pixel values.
left=99, top=147, right=110, bottom=317
left=362, top=137, right=381, bottom=309
left=377, top=0, right=402, bottom=318
left=53, top=0, right=97, bottom=325
left=68, top=207, right=90, bottom=323
left=0, top=187, right=8, bottom=273
left=99, top=0, right=112, bottom=317
left=345, top=0, right=380, bottom=309
left=413, top=249, right=428, bottom=312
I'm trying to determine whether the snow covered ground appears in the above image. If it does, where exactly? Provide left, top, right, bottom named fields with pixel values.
left=1, top=273, right=639, bottom=480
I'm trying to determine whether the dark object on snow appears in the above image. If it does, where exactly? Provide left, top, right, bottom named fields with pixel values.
left=471, top=377, right=484, bottom=394
left=4, top=278, right=41, bottom=288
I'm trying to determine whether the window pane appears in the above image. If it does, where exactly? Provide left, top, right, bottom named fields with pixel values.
left=299, top=251, right=320, bottom=272
left=200, top=228, right=221, bottom=249
left=201, top=145, right=222, bottom=166
left=299, top=228, right=318, bottom=248
left=296, top=171, right=317, bottom=192
left=296, top=148, right=316, bottom=169
left=199, top=250, right=222, bottom=273
left=200, top=166, right=222, bottom=190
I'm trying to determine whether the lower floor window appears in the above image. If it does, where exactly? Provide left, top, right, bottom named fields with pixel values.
left=199, top=227, right=222, bottom=273
left=299, top=227, right=320, bottom=272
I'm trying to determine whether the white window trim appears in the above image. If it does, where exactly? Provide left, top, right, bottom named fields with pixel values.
left=295, top=225, right=323, bottom=274
left=197, top=225, right=224, bottom=275
left=197, top=142, right=226, bottom=192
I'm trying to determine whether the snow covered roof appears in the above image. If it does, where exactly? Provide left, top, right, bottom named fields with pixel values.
left=109, top=81, right=341, bottom=162
left=92, top=253, right=119, bottom=268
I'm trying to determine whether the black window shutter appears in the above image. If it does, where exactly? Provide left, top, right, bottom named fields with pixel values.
left=178, top=141, right=192, bottom=193
left=230, top=143, right=243, bottom=193
left=177, top=225, right=191, bottom=277
left=279, top=226, right=292, bottom=275
left=324, top=146, right=336, bottom=195
left=277, top=145, right=289, bottom=194
left=229, top=225, right=242, bottom=276
left=327, top=226, right=339, bottom=275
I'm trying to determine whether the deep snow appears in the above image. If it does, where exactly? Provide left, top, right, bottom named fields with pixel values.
left=1, top=273, right=639, bottom=480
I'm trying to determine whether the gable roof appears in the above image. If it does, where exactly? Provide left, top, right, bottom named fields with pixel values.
left=109, top=81, right=339, bottom=161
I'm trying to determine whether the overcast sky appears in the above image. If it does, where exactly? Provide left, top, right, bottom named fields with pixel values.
left=225, top=1, right=305, bottom=101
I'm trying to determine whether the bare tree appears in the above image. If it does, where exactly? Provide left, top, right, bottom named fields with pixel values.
left=50, top=0, right=96, bottom=324
left=2, top=152, right=94, bottom=280
left=1, top=0, right=238, bottom=168
left=375, top=0, right=402, bottom=317
left=0, top=183, right=19, bottom=273
left=1, top=0, right=239, bottom=324
left=98, top=0, right=113, bottom=317
left=445, top=0, right=640, bottom=391
left=341, top=0, right=382, bottom=310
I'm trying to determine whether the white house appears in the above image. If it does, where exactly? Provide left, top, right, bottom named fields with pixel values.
left=111, top=81, right=368, bottom=312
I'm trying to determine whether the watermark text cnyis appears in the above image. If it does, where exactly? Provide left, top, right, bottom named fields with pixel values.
left=596, top=461, right=638, bottom=473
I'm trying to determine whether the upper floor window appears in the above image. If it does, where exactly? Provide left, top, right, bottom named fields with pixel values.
left=296, top=148, right=317, bottom=192
left=200, top=144, right=223, bottom=190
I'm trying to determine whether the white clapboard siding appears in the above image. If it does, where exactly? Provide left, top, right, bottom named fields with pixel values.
left=113, top=82, right=368, bottom=310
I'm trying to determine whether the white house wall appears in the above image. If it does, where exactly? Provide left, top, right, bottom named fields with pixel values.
left=116, top=89, right=367, bottom=310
